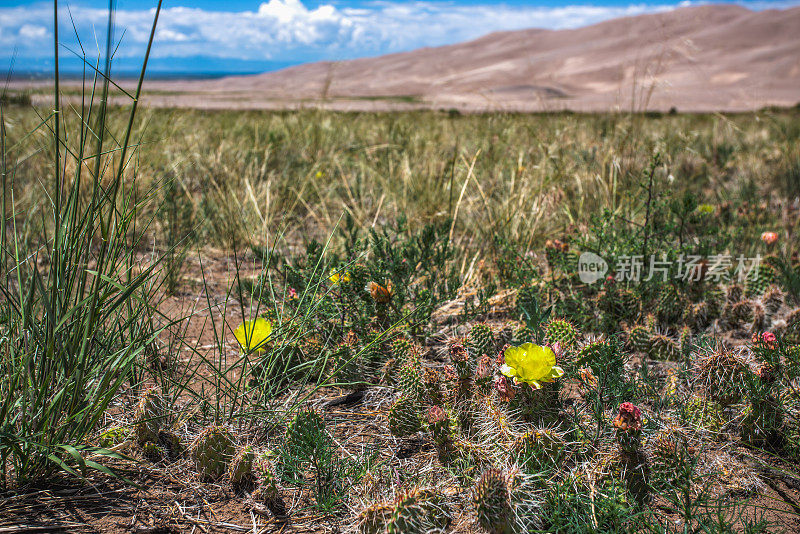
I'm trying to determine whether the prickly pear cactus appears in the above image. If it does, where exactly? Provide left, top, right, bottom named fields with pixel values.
left=577, top=338, right=619, bottom=373
left=358, top=502, right=394, bottom=534
left=158, top=430, right=185, bottom=459
left=388, top=488, right=451, bottom=534
left=649, top=333, right=680, bottom=361
left=679, top=325, right=692, bottom=358
left=725, top=300, right=755, bottom=329
left=705, top=286, right=725, bottom=318
left=449, top=341, right=473, bottom=380
left=141, top=441, right=162, bottom=462
left=544, top=318, right=578, bottom=352
left=190, top=425, right=235, bottom=480
left=388, top=396, right=423, bottom=438
left=627, top=324, right=652, bottom=353
left=726, top=284, right=744, bottom=305
left=391, top=337, right=414, bottom=361
left=473, top=468, right=513, bottom=534
left=253, top=448, right=277, bottom=481
left=685, top=301, right=709, bottom=329
left=286, top=407, right=326, bottom=456
left=252, top=475, right=287, bottom=519
left=133, top=388, right=164, bottom=445
left=740, top=398, right=784, bottom=448
left=398, top=359, right=425, bottom=400
left=423, top=366, right=444, bottom=404
left=695, top=348, right=748, bottom=407
left=656, top=285, right=684, bottom=324
left=762, top=285, right=785, bottom=317
left=620, top=449, right=650, bottom=505
left=512, top=325, right=535, bottom=346
left=746, top=262, right=775, bottom=297
left=783, top=308, right=800, bottom=345
left=426, top=405, right=454, bottom=454
left=511, top=428, right=565, bottom=470
left=751, top=302, right=766, bottom=333
left=470, top=323, right=497, bottom=357
left=228, top=445, right=255, bottom=484
left=682, top=397, right=724, bottom=433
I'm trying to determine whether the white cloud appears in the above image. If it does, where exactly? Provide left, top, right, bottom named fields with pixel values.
left=0, top=1, right=796, bottom=65
left=18, top=24, right=47, bottom=39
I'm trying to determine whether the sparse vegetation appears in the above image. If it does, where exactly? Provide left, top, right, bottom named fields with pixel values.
left=2, top=6, right=800, bottom=532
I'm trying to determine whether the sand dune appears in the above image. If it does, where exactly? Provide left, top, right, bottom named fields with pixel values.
left=18, top=4, right=800, bottom=112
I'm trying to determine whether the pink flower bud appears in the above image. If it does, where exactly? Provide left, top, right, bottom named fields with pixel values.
left=761, top=231, right=778, bottom=245
left=494, top=375, right=515, bottom=402
left=613, top=402, right=642, bottom=431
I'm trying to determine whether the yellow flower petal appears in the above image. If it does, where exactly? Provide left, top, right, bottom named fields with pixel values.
left=500, top=364, right=516, bottom=378
left=517, top=344, right=554, bottom=382
left=329, top=270, right=351, bottom=285
left=502, top=343, right=560, bottom=387
left=234, top=318, right=272, bottom=353
left=504, top=345, right=524, bottom=369
left=544, top=365, right=565, bottom=380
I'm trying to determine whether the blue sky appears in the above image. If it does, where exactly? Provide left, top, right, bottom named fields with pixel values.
left=2, top=0, right=798, bottom=76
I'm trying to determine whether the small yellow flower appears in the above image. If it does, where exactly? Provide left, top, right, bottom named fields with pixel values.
left=315, top=170, right=324, bottom=179
left=696, top=203, right=714, bottom=215
left=329, top=269, right=351, bottom=285
left=234, top=318, right=272, bottom=353
left=501, top=343, right=564, bottom=389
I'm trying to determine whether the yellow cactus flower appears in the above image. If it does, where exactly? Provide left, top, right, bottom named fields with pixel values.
left=501, top=343, right=564, bottom=389
left=329, top=269, right=351, bottom=285
left=234, top=318, right=272, bottom=353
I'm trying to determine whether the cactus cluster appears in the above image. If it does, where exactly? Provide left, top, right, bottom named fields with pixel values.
left=358, top=488, right=451, bottom=534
